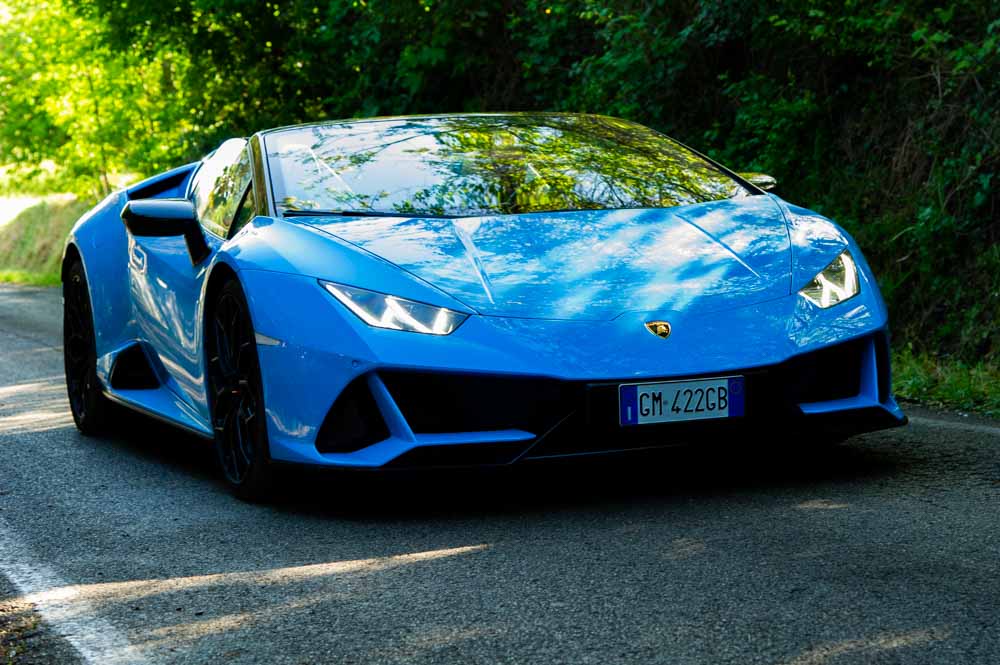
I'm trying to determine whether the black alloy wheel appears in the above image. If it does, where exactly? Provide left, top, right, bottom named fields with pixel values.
left=207, top=279, right=274, bottom=500
left=63, top=260, right=111, bottom=434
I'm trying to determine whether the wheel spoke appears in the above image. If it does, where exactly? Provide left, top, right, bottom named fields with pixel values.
left=213, top=318, right=234, bottom=377
left=240, top=398, right=256, bottom=425
left=212, top=388, right=238, bottom=430
left=234, top=410, right=254, bottom=468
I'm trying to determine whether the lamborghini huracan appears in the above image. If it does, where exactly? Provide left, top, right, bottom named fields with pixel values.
left=61, top=113, right=906, bottom=499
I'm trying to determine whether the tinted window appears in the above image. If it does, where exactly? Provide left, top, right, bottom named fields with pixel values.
left=191, top=138, right=252, bottom=236
left=265, top=115, right=748, bottom=217
left=229, top=184, right=256, bottom=238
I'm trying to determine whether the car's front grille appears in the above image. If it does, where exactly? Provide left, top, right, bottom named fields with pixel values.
left=378, top=370, right=578, bottom=435
left=317, top=333, right=884, bottom=462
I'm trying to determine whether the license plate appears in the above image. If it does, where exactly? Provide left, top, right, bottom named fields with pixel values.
left=619, top=376, right=744, bottom=426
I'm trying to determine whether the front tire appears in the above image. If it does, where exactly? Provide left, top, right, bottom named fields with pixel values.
left=206, top=279, right=274, bottom=501
left=63, top=259, right=111, bottom=434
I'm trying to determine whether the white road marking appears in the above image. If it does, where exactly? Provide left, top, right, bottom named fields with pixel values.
left=908, top=415, right=1000, bottom=438
left=0, top=517, right=146, bottom=664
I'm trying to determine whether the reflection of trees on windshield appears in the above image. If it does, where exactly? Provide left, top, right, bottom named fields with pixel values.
left=267, top=115, right=747, bottom=217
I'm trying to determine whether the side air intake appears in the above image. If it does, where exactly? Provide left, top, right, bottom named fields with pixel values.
left=109, top=344, right=160, bottom=389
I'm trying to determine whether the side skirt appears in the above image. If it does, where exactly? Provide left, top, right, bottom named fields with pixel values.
left=102, top=389, right=214, bottom=441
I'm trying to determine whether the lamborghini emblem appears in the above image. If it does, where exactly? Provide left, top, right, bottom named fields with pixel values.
left=645, top=321, right=672, bottom=339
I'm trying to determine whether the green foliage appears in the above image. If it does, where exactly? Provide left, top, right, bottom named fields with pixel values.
left=1, top=0, right=997, bottom=365
left=0, top=0, right=193, bottom=198
left=894, top=347, right=1000, bottom=417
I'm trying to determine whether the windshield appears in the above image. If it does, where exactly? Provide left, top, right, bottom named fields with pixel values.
left=265, top=115, right=750, bottom=217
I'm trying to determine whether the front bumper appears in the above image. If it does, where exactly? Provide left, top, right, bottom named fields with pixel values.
left=240, top=270, right=904, bottom=469
left=271, top=331, right=905, bottom=468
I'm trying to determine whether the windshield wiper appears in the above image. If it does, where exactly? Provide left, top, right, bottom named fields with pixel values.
left=282, top=208, right=457, bottom=219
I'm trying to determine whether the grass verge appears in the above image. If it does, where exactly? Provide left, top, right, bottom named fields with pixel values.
left=893, top=348, right=1000, bottom=418
left=0, top=196, right=90, bottom=285
left=0, top=270, right=60, bottom=286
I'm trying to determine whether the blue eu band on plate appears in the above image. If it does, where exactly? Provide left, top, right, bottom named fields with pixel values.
left=619, top=377, right=745, bottom=426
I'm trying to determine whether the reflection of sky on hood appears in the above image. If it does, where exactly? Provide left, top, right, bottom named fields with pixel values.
left=304, top=196, right=792, bottom=320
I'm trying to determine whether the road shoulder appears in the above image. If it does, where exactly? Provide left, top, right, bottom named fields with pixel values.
left=0, top=575, right=80, bottom=665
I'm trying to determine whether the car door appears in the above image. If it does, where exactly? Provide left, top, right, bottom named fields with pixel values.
left=128, top=138, right=253, bottom=418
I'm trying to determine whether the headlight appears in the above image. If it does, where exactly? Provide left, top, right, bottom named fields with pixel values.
left=798, top=250, right=860, bottom=308
left=321, top=281, right=468, bottom=335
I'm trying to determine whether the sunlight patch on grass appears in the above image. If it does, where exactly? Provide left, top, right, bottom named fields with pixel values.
left=0, top=196, right=42, bottom=229
left=0, top=270, right=61, bottom=286
left=0, top=195, right=90, bottom=286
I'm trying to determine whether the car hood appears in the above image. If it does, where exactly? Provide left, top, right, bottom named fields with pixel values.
left=297, top=196, right=792, bottom=320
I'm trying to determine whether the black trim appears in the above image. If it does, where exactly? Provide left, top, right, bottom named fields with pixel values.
left=249, top=134, right=272, bottom=217
left=101, top=390, right=214, bottom=440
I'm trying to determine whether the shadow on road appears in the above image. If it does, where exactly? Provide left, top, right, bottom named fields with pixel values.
left=280, top=438, right=912, bottom=520
left=101, top=407, right=914, bottom=521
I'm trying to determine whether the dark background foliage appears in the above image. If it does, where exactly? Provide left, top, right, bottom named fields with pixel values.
left=5, top=0, right=999, bottom=364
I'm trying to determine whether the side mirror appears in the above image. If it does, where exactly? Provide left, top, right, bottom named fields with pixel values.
left=739, top=172, right=777, bottom=191
left=121, top=199, right=210, bottom=265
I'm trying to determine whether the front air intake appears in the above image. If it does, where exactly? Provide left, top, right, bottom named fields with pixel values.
left=377, top=371, right=576, bottom=435
left=315, top=377, right=391, bottom=454
left=784, top=336, right=868, bottom=403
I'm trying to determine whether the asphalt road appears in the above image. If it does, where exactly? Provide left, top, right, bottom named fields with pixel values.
left=0, top=283, right=998, bottom=665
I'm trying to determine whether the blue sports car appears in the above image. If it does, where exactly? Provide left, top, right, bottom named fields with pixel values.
left=62, top=113, right=905, bottom=499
